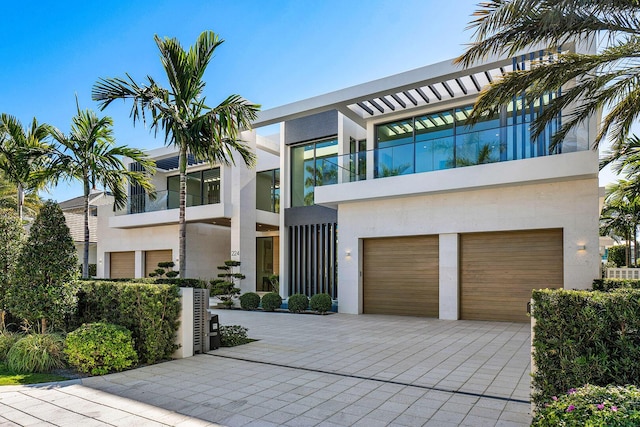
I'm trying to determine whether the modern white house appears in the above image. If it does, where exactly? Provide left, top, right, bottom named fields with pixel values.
left=97, top=41, right=600, bottom=322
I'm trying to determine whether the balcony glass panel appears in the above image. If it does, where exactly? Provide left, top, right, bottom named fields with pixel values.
left=291, top=138, right=338, bottom=207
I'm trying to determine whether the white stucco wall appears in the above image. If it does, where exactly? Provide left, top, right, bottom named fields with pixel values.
left=336, top=177, right=600, bottom=315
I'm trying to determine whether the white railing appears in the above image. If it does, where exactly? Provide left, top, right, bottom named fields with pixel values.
left=606, top=268, right=640, bottom=280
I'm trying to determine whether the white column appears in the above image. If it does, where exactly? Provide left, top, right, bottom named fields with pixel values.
left=231, top=130, right=257, bottom=293
left=134, top=250, right=144, bottom=278
left=439, top=233, right=459, bottom=320
left=173, top=287, right=194, bottom=359
left=278, top=123, right=289, bottom=299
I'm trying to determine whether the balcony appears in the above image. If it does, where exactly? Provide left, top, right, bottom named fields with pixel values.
left=116, top=190, right=220, bottom=216
left=330, top=122, right=586, bottom=185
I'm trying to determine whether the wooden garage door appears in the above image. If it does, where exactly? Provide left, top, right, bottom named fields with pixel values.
left=460, top=229, right=563, bottom=322
left=145, top=250, right=173, bottom=277
left=110, top=251, right=135, bottom=279
left=363, top=235, right=439, bottom=317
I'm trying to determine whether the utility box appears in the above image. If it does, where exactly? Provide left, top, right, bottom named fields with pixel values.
left=210, top=314, right=221, bottom=350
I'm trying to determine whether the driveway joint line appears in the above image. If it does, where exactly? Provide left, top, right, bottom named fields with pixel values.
left=206, top=353, right=530, bottom=405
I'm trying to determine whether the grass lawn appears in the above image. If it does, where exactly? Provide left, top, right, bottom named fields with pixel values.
left=0, top=363, right=69, bottom=386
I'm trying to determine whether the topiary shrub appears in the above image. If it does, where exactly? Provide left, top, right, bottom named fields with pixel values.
left=310, top=293, right=332, bottom=314
left=261, top=292, right=282, bottom=312
left=288, top=293, right=309, bottom=313
left=7, top=333, right=65, bottom=373
left=65, top=322, right=138, bottom=375
left=7, top=201, right=78, bottom=333
left=607, top=245, right=627, bottom=267
left=239, top=292, right=260, bottom=310
left=532, top=384, right=640, bottom=426
left=0, top=331, right=20, bottom=361
left=219, top=325, right=250, bottom=347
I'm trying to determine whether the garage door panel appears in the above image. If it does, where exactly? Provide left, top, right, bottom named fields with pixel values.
left=110, top=251, right=135, bottom=279
left=460, top=229, right=563, bottom=323
left=145, top=250, right=173, bottom=277
left=363, top=235, right=439, bottom=317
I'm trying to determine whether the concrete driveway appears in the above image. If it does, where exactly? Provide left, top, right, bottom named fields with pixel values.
left=0, top=311, right=532, bottom=426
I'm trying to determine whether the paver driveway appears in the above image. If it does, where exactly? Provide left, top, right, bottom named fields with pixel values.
left=0, top=311, right=533, bottom=426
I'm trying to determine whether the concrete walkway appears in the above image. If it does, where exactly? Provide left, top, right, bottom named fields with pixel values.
left=0, top=311, right=533, bottom=426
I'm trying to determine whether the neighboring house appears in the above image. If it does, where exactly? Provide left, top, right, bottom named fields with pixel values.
left=98, top=41, right=600, bottom=322
left=96, top=141, right=280, bottom=285
left=59, top=190, right=114, bottom=270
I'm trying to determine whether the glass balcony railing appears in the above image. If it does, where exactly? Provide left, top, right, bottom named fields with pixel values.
left=117, top=189, right=220, bottom=215
left=325, top=122, right=586, bottom=185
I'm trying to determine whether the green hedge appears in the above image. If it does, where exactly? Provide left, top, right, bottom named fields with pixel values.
left=80, top=277, right=208, bottom=288
left=593, top=279, right=640, bottom=292
left=532, top=289, right=640, bottom=407
left=74, top=281, right=181, bottom=364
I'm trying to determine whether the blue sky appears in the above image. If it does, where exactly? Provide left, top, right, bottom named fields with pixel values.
left=1, top=0, right=615, bottom=202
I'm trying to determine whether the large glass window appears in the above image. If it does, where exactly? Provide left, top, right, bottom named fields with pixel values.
left=375, top=96, right=559, bottom=178
left=291, top=138, right=338, bottom=207
left=256, top=168, right=280, bottom=213
left=167, top=167, right=220, bottom=209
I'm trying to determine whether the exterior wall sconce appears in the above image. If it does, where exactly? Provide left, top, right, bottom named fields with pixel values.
left=345, top=249, right=351, bottom=257
left=577, top=245, right=586, bottom=251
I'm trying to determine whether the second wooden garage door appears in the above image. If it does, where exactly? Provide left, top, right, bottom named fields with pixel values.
left=110, top=251, right=135, bottom=279
left=460, top=229, right=563, bottom=322
left=145, top=250, right=173, bottom=277
left=363, top=235, right=439, bottom=317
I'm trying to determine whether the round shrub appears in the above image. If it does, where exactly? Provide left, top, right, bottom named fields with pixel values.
left=0, top=331, right=20, bottom=361
left=219, top=325, right=249, bottom=347
left=288, top=293, right=309, bottom=313
left=310, top=293, right=332, bottom=313
left=65, top=323, right=138, bottom=375
left=239, top=292, right=260, bottom=310
left=261, top=292, right=282, bottom=312
left=7, top=333, right=65, bottom=373
left=532, top=384, right=640, bottom=426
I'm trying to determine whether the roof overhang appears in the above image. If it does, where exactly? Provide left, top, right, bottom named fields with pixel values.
left=253, top=45, right=573, bottom=129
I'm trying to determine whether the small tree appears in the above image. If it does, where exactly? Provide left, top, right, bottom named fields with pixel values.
left=148, top=261, right=178, bottom=278
left=0, top=208, right=25, bottom=328
left=7, top=201, right=78, bottom=332
left=210, top=260, right=244, bottom=308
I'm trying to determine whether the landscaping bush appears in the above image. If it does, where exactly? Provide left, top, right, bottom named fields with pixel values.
left=0, top=208, right=25, bottom=327
left=287, top=293, right=309, bottom=313
left=532, top=288, right=640, bottom=407
left=7, top=333, right=65, bottom=373
left=81, top=277, right=208, bottom=288
left=261, top=292, right=282, bottom=311
left=239, top=292, right=260, bottom=310
left=74, top=281, right=181, bottom=364
left=65, top=322, right=138, bottom=375
left=219, top=325, right=249, bottom=347
left=532, top=384, right=640, bottom=426
left=593, top=279, right=640, bottom=292
left=607, top=245, right=628, bottom=267
left=0, top=331, right=20, bottom=361
left=309, top=293, right=332, bottom=313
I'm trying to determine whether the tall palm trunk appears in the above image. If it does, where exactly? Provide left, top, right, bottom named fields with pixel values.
left=17, top=182, right=23, bottom=221
left=178, top=144, right=187, bottom=277
left=82, top=175, right=90, bottom=278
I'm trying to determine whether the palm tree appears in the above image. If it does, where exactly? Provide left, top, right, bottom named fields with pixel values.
left=0, top=171, right=43, bottom=218
left=600, top=181, right=640, bottom=266
left=92, top=31, right=260, bottom=277
left=456, top=0, right=640, bottom=150
left=48, top=103, right=155, bottom=278
left=0, top=114, right=52, bottom=221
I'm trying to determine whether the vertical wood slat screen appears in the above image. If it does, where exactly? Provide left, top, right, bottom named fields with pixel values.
left=288, top=223, right=337, bottom=298
left=129, top=162, right=146, bottom=214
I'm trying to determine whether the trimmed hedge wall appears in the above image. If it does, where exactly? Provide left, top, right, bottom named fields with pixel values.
left=80, top=277, right=208, bottom=288
left=593, top=279, right=640, bottom=292
left=74, top=281, right=181, bottom=364
left=532, top=288, right=640, bottom=407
